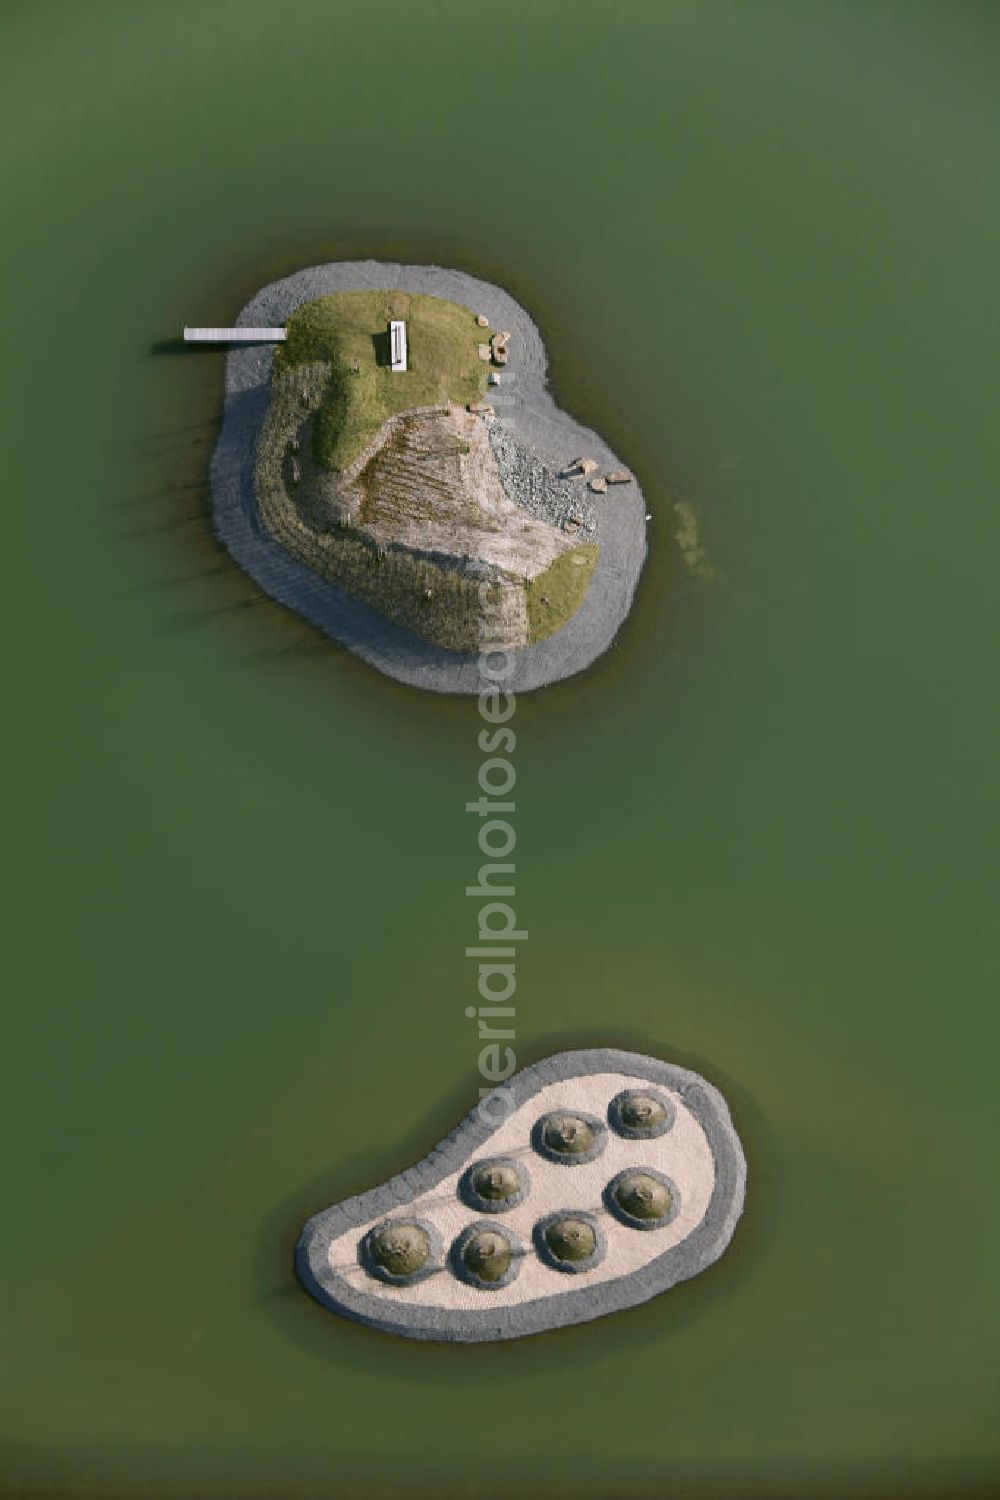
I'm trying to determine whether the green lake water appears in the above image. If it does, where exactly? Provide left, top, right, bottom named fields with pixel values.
left=2, top=2, right=998, bottom=1494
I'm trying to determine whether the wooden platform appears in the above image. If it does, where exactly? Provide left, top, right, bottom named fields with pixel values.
left=183, top=327, right=287, bottom=343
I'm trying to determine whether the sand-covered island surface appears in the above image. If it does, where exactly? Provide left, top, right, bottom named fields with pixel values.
left=295, top=1049, right=746, bottom=1341
left=209, top=262, right=648, bottom=692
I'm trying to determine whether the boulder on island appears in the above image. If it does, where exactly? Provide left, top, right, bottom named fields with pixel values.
left=562, top=456, right=598, bottom=478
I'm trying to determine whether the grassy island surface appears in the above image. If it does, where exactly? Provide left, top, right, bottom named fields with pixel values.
left=256, top=290, right=599, bottom=652
left=274, top=290, right=487, bottom=471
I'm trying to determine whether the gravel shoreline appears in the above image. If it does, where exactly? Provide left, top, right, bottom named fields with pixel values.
left=209, top=261, right=647, bottom=693
left=489, top=424, right=599, bottom=540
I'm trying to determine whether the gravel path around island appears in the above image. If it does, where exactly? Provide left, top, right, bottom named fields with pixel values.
left=209, top=261, right=648, bottom=693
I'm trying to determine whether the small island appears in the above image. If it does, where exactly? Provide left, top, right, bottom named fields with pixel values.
left=208, top=262, right=648, bottom=692
left=295, top=1048, right=747, bottom=1342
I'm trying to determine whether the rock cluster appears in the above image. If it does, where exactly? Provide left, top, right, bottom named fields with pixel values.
left=562, top=455, right=598, bottom=478
left=489, top=425, right=598, bottom=538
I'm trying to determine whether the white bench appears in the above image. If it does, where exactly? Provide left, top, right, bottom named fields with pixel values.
left=389, top=320, right=408, bottom=372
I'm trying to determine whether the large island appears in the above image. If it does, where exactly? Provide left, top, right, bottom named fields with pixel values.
left=209, top=262, right=648, bottom=692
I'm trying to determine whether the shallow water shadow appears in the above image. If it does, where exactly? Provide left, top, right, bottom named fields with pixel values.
left=149, top=337, right=221, bottom=356
left=149, top=337, right=278, bottom=356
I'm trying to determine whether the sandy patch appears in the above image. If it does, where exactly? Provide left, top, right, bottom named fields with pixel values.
left=324, top=1071, right=715, bottom=1311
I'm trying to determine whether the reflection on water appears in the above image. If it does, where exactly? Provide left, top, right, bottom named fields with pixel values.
left=674, top=500, right=718, bottom=581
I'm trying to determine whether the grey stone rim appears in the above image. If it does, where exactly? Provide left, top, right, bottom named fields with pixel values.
left=458, top=1156, right=531, bottom=1215
left=603, top=1167, right=681, bottom=1232
left=449, top=1220, right=524, bottom=1291
left=531, top=1108, right=608, bottom=1166
left=209, top=261, right=649, bottom=695
left=532, top=1210, right=607, bottom=1275
left=295, top=1047, right=748, bottom=1342
left=607, top=1087, right=676, bottom=1140
left=358, top=1215, right=444, bottom=1287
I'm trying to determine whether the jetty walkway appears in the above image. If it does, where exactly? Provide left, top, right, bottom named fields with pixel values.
left=183, top=327, right=286, bottom=343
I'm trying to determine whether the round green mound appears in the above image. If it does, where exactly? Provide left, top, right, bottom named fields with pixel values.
left=472, top=1162, right=521, bottom=1204
left=367, top=1221, right=430, bottom=1279
left=608, top=1087, right=675, bottom=1140
left=618, top=1092, right=668, bottom=1132
left=544, top=1114, right=592, bottom=1155
left=533, top=1109, right=607, bottom=1164
left=462, top=1228, right=513, bottom=1283
left=543, top=1216, right=598, bottom=1264
left=612, top=1171, right=672, bottom=1222
left=533, top=1209, right=605, bottom=1274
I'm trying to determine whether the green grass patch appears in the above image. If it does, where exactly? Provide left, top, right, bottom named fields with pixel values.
left=526, top=545, right=598, bottom=642
left=274, top=290, right=487, bottom=472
